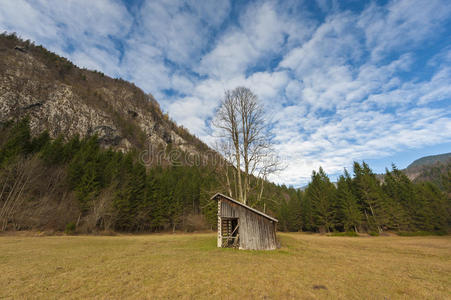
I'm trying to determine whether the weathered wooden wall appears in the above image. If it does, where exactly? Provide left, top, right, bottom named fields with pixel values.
left=218, top=197, right=277, bottom=250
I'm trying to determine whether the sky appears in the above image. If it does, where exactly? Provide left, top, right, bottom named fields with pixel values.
left=1, top=0, right=450, bottom=186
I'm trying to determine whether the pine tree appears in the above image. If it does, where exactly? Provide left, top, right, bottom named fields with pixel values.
left=353, top=162, right=387, bottom=232
left=0, top=118, right=32, bottom=166
left=30, top=131, right=50, bottom=153
left=40, top=136, right=65, bottom=165
left=335, top=170, right=362, bottom=232
left=382, top=165, right=412, bottom=230
left=146, top=166, right=169, bottom=231
left=285, top=188, right=303, bottom=231
left=415, top=182, right=449, bottom=232
left=305, top=167, right=336, bottom=232
left=75, top=161, right=101, bottom=211
left=114, top=154, right=146, bottom=230
left=441, top=168, right=451, bottom=198
left=300, top=193, right=314, bottom=231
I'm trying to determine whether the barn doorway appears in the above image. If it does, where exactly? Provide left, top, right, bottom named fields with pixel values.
left=221, top=218, right=239, bottom=248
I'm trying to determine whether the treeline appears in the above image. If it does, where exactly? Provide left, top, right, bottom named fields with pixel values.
left=0, top=119, right=220, bottom=232
left=278, top=164, right=451, bottom=234
left=1, top=118, right=449, bottom=234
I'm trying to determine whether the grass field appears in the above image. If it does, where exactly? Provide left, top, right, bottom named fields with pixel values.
left=1, top=233, right=450, bottom=299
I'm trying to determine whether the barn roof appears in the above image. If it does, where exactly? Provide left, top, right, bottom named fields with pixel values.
left=211, top=193, right=279, bottom=223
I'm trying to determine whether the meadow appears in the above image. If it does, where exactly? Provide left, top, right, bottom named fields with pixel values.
left=1, top=232, right=450, bottom=299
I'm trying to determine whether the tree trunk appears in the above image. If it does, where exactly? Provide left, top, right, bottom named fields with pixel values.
left=225, top=166, right=233, bottom=198
left=235, top=140, right=243, bottom=202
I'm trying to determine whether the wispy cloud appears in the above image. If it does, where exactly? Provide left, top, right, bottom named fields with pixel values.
left=1, top=0, right=450, bottom=185
left=0, top=0, right=132, bottom=75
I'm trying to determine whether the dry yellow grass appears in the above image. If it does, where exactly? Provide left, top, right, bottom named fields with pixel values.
left=0, top=232, right=450, bottom=299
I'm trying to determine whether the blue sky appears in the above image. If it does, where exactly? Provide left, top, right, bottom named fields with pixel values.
left=1, top=0, right=450, bottom=186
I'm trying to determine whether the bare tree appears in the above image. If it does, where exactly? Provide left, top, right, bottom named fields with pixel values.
left=213, top=140, right=235, bottom=198
left=213, top=89, right=244, bottom=201
left=0, top=158, right=37, bottom=231
left=254, top=149, right=283, bottom=205
left=213, top=87, right=280, bottom=205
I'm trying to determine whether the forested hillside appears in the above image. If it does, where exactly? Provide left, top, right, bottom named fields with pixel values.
left=0, top=119, right=288, bottom=232
left=0, top=32, right=209, bottom=155
left=1, top=119, right=449, bottom=234
left=405, top=154, right=451, bottom=191
left=0, top=33, right=288, bottom=233
left=407, top=153, right=451, bottom=169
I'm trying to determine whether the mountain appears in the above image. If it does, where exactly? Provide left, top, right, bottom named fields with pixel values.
left=371, top=153, right=450, bottom=191
left=0, top=33, right=285, bottom=233
left=406, top=153, right=451, bottom=169
left=403, top=153, right=451, bottom=191
left=0, top=33, right=209, bottom=157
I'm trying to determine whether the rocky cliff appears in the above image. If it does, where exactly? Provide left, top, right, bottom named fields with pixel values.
left=0, top=33, right=209, bottom=156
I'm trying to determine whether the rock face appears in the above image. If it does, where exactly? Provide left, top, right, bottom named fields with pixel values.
left=0, top=34, right=207, bottom=155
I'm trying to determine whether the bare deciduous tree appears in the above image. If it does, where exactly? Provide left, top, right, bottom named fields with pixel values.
left=214, top=140, right=235, bottom=198
left=213, top=89, right=244, bottom=201
left=213, top=87, right=281, bottom=205
left=0, top=158, right=40, bottom=231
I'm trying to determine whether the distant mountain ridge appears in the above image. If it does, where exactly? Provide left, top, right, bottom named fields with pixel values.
left=406, top=152, right=451, bottom=169
left=403, top=152, right=450, bottom=191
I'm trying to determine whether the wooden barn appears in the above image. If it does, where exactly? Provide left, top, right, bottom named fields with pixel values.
left=212, top=193, right=278, bottom=250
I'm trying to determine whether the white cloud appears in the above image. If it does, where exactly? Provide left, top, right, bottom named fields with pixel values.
left=1, top=0, right=450, bottom=186
left=198, top=29, right=259, bottom=79
left=0, top=0, right=132, bottom=76
left=131, top=0, right=229, bottom=65
left=198, top=1, right=313, bottom=79
left=358, top=0, right=451, bottom=61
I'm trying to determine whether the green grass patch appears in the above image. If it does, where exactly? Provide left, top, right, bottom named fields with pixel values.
left=64, top=222, right=76, bottom=235
left=329, top=231, right=359, bottom=237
